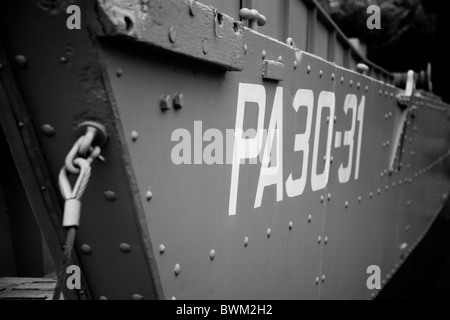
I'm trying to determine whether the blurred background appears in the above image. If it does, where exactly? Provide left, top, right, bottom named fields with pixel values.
left=316, top=0, right=450, bottom=299
left=317, top=0, right=450, bottom=103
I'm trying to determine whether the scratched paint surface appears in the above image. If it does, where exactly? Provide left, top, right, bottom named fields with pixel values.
left=102, top=27, right=450, bottom=299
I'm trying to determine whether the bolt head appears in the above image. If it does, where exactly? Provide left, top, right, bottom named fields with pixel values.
left=14, top=55, right=27, bottom=68
left=80, top=244, right=92, bottom=254
left=174, top=263, right=181, bottom=276
left=132, top=294, right=144, bottom=300
left=160, top=94, right=172, bottom=111
left=119, top=243, right=131, bottom=253
left=41, top=124, right=55, bottom=137
left=202, top=39, right=209, bottom=54
left=104, top=191, right=117, bottom=201
left=169, top=26, right=177, bottom=43
left=173, top=93, right=184, bottom=110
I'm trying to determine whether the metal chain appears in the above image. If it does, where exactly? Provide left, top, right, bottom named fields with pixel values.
left=53, top=131, right=102, bottom=300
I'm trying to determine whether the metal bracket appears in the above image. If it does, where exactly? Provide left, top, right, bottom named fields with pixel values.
left=262, top=60, right=285, bottom=81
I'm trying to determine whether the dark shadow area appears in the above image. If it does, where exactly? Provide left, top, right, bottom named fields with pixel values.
left=377, top=200, right=450, bottom=300
left=318, top=0, right=450, bottom=103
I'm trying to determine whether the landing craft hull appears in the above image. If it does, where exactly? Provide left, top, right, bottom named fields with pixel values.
left=0, top=0, right=449, bottom=300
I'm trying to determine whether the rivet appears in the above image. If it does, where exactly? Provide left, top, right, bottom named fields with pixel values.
left=267, top=228, right=272, bottom=238
left=327, top=193, right=331, bottom=201
left=379, top=89, right=382, bottom=95
left=318, top=236, right=322, bottom=244
left=188, top=0, right=195, bottom=16
left=159, top=244, right=166, bottom=254
left=202, top=39, right=209, bottom=54
left=357, top=82, right=361, bottom=89
left=392, top=182, right=396, bottom=188
left=345, top=201, right=349, bottom=209
left=98, top=296, right=108, bottom=300
left=116, top=68, right=123, bottom=77
left=278, top=55, right=283, bottom=63
left=320, top=195, right=325, bottom=203
left=81, top=244, right=92, bottom=254
left=244, top=44, right=248, bottom=54
left=60, top=56, right=67, bottom=64
left=288, top=221, right=293, bottom=230
left=322, top=275, right=326, bottom=282
left=104, top=191, right=116, bottom=201
left=340, top=76, right=344, bottom=84
left=174, top=263, right=181, bottom=276
left=385, top=185, right=389, bottom=192
left=350, top=80, right=353, bottom=87
left=14, top=55, right=27, bottom=68
left=358, top=196, right=362, bottom=202
left=119, top=243, right=131, bottom=253
left=131, top=131, right=138, bottom=141
left=262, top=50, right=266, bottom=59
left=293, top=61, right=297, bottom=69
left=18, top=122, right=24, bottom=128
left=244, top=236, right=249, bottom=247
left=160, top=94, right=172, bottom=111
left=308, top=214, right=312, bottom=223
left=331, top=73, right=335, bottom=81
left=169, top=26, right=177, bottom=43
left=365, top=86, right=369, bottom=92
left=173, top=93, right=184, bottom=110
left=315, top=277, right=320, bottom=285
left=326, top=116, right=330, bottom=124
left=334, top=116, right=337, bottom=123
left=145, top=190, right=153, bottom=201
left=307, top=65, right=311, bottom=74
left=324, top=237, right=328, bottom=245
left=369, top=192, right=373, bottom=199
left=41, top=124, right=55, bottom=137
left=377, top=188, right=381, bottom=195
left=41, top=186, right=46, bottom=191
left=209, top=249, right=216, bottom=261
left=132, top=294, right=144, bottom=300
left=319, top=70, right=323, bottom=77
